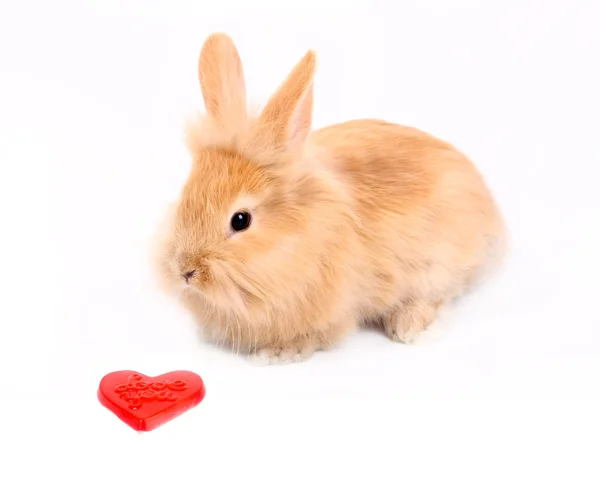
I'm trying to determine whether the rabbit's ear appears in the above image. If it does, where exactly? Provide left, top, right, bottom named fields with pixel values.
left=198, top=32, right=247, bottom=125
left=257, top=50, right=316, bottom=151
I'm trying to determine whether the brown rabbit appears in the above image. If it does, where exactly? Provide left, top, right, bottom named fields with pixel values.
left=153, top=32, right=506, bottom=364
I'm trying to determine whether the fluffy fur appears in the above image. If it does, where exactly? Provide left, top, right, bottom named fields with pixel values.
left=153, top=32, right=506, bottom=364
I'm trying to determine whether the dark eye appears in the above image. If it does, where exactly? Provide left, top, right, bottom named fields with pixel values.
left=230, top=210, right=252, bottom=232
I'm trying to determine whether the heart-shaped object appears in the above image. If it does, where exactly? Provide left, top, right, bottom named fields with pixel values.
left=98, top=370, right=206, bottom=432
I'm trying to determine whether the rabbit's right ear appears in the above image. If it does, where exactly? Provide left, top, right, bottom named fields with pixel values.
left=198, top=33, right=247, bottom=125
left=255, top=50, right=316, bottom=153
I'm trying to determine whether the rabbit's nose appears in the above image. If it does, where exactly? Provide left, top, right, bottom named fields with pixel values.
left=182, top=270, right=196, bottom=282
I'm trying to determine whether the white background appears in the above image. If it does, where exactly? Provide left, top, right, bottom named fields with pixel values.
left=1, top=0, right=599, bottom=477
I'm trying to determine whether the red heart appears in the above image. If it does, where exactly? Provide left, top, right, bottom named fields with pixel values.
left=97, top=370, right=206, bottom=432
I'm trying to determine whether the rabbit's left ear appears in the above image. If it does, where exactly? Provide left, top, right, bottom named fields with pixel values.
left=257, top=50, right=317, bottom=151
left=198, top=32, right=247, bottom=125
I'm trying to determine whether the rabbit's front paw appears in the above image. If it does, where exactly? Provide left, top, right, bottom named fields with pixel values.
left=249, top=339, right=316, bottom=366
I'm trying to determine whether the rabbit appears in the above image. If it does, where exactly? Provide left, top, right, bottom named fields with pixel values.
left=153, top=32, right=507, bottom=365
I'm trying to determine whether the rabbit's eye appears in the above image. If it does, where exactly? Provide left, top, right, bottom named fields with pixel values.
left=230, top=210, right=252, bottom=232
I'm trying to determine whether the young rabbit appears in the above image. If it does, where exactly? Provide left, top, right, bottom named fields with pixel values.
left=153, top=32, right=506, bottom=364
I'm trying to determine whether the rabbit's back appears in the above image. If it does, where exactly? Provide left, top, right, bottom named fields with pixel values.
left=309, top=119, right=505, bottom=311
